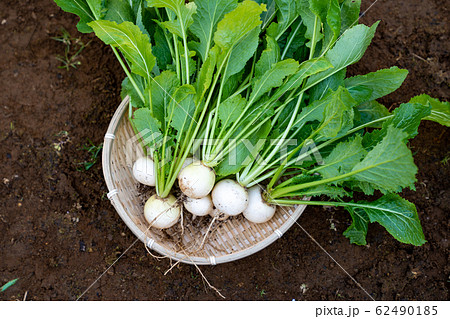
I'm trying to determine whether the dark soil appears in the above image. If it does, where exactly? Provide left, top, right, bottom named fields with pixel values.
left=0, top=0, right=448, bottom=301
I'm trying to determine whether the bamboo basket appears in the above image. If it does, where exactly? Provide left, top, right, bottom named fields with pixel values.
left=102, top=96, right=309, bottom=265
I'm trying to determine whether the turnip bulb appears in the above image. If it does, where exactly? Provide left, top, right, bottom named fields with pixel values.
left=144, top=194, right=181, bottom=229
left=132, top=156, right=156, bottom=186
left=243, top=186, right=276, bottom=223
left=179, top=157, right=195, bottom=174
left=184, top=195, right=214, bottom=217
left=178, top=162, right=215, bottom=198
left=211, top=179, right=248, bottom=216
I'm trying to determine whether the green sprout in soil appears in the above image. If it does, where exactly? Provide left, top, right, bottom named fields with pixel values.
left=1, top=278, right=18, bottom=293
left=441, top=153, right=450, bottom=166
left=52, top=28, right=91, bottom=70
left=78, top=140, right=103, bottom=171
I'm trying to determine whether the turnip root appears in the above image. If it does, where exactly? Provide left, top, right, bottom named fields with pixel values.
left=144, top=194, right=181, bottom=229
left=132, top=156, right=156, bottom=186
left=243, top=186, right=276, bottom=223
left=178, top=162, right=215, bottom=199
left=184, top=195, right=214, bottom=217
left=180, top=157, right=195, bottom=172
left=211, top=179, right=248, bottom=216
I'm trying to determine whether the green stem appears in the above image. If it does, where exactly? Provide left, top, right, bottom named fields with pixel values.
left=173, top=35, right=182, bottom=82
left=178, top=11, right=191, bottom=85
left=281, top=19, right=302, bottom=60
left=206, top=78, right=226, bottom=158
left=262, top=115, right=395, bottom=189
left=203, top=110, right=215, bottom=160
left=275, top=17, right=298, bottom=41
left=161, top=53, right=229, bottom=196
left=266, top=198, right=365, bottom=210
left=239, top=93, right=304, bottom=186
left=155, top=8, right=175, bottom=59
left=153, top=151, right=161, bottom=195
left=309, top=16, right=320, bottom=60
left=111, top=47, right=145, bottom=104
left=271, top=165, right=371, bottom=199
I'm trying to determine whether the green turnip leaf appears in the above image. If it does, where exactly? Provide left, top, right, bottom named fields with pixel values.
left=409, top=94, right=450, bottom=127
left=88, top=20, right=156, bottom=80
left=146, top=0, right=183, bottom=13
left=305, top=22, right=379, bottom=91
left=54, top=0, right=97, bottom=33
left=255, top=35, right=281, bottom=78
left=104, top=0, right=135, bottom=24
left=221, top=27, right=261, bottom=84
left=153, top=26, right=172, bottom=70
left=314, top=135, right=366, bottom=180
left=310, top=0, right=341, bottom=53
left=289, top=184, right=351, bottom=199
left=121, top=75, right=148, bottom=108
left=189, top=0, right=238, bottom=62
left=274, top=0, right=299, bottom=38
left=351, top=126, right=417, bottom=194
left=214, top=0, right=265, bottom=50
left=131, top=108, right=162, bottom=147
left=169, top=85, right=196, bottom=137
left=343, top=206, right=369, bottom=245
left=355, top=100, right=390, bottom=128
left=272, top=56, right=333, bottom=100
left=218, top=95, right=246, bottom=130
left=317, top=86, right=356, bottom=140
left=150, top=70, right=180, bottom=128
left=298, top=0, right=323, bottom=50
left=309, top=68, right=346, bottom=102
left=352, top=194, right=426, bottom=246
left=250, top=59, right=300, bottom=103
left=340, top=0, right=361, bottom=33
left=345, top=67, right=409, bottom=102
left=362, top=102, right=432, bottom=149
left=160, top=2, right=196, bottom=38
left=195, top=46, right=219, bottom=104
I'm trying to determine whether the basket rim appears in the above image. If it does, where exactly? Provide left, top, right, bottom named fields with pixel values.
left=102, top=97, right=309, bottom=265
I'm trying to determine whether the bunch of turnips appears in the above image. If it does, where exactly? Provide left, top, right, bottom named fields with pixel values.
left=55, top=0, right=449, bottom=246
left=133, top=156, right=276, bottom=228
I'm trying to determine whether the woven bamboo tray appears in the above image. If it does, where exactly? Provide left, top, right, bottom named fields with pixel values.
left=102, top=96, right=309, bottom=265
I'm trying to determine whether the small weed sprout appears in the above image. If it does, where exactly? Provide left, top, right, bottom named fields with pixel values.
left=52, top=28, right=91, bottom=71
left=78, top=140, right=103, bottom=171
left=441, top=153, right=450, bottom=166
left=1, top=278, right=19, bottom=292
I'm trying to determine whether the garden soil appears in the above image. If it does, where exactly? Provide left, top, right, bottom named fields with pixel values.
left=0, top=0, right=448, bottom=300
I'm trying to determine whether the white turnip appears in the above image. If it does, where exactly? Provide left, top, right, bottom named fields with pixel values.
left=184, top=195, right=214, bottom=217
left=178, top=162, right=215, bottom=198
left=243, top=186, right=276, bottom=223
left=144, top=194, right=181, bottom=229
left=211, top=179, right=248, bottom=216
left=132, top=156, right=156, bottom=186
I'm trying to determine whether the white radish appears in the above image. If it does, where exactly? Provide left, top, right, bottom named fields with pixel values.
left=144, top=194, right=180, bottom=229
left=132, top=156, right=156, bottom=186
left=211, top=179, right=248, bottom=216
left=243, top=186, right=276, bottom=223
left=178, top=162, right=215, bottom=199
left=184, top=195, right=214, bottom=217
